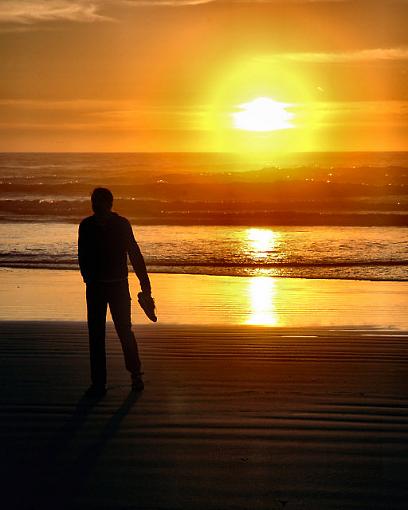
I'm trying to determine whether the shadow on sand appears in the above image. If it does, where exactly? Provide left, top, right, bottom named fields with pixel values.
left=13, top=390, right=142, bottom=509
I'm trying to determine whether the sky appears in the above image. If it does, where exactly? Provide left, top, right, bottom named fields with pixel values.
left=1, top=0, right=407, bottom=152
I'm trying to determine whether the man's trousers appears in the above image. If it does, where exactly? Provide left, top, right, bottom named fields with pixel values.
left=86, top=280, right=141, bottom=386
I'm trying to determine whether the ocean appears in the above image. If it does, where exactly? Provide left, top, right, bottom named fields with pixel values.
left=1, top=152, right=407, bottom=281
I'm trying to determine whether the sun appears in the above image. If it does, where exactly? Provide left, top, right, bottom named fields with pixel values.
left=232, top=97, right=294, bottom=132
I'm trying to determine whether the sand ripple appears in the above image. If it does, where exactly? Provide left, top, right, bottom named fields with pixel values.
left=0, top=322, right=407, bottom=509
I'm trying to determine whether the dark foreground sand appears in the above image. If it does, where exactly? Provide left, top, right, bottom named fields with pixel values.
left=0, top=322, right=407, bottom=509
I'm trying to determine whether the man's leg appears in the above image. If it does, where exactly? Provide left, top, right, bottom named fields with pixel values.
left=108, top=281, right=142, bottom=378
left=86, top=283, right=108, bottom=387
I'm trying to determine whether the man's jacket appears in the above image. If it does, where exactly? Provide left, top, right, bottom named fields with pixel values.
left=78, top=212, right=151, bottom=293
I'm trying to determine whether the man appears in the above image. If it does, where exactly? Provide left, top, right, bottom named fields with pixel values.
left=78, top=187, right=153, bottom=397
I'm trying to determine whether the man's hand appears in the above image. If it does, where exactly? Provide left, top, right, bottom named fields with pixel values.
left=137, top=292, right=157, bottom=322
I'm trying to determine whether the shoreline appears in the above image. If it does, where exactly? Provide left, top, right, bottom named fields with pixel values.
left=2, top=214, right=408, bottom=227
left=2, top=263, right=408, bottom=282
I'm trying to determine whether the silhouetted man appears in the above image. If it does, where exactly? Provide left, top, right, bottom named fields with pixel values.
left=78, top=187, right=152, bottom=397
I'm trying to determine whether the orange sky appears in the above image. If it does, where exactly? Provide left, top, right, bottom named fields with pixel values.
left=0, top=0, right=407, bottom=152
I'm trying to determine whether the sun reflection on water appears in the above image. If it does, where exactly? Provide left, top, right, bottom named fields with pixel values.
left=247, top=228, right=280, bottom=259
left=246, top=276, right=279, bottom=326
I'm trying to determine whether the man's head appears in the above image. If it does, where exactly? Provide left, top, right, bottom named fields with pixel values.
left=91, top=187, right=113, bottom=214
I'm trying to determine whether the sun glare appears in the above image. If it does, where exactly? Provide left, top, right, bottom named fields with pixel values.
left=232, top=97, right=294, bottom=132
left=246, top=277, right=279, bottom=326
left=247, top=228, right=279, bottom=258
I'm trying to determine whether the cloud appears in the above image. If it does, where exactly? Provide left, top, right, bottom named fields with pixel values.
left=122, top=0, right=213, bottom=5
left=0, top=0, right=378, bottom=26
left=123, top=0, right=365, bottom=3
left=263, top=48, right=408, bottom=63
left=0, top=98, right=207, bottom=131
left=123, top=0, right=407, bottom=4
left=122, top=0, right=351, bottom=4
left=0, top=0, right=404, bottom=27
left=0, top=1, right=111, bottom=24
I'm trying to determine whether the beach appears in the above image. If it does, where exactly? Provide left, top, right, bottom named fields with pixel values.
left=2, top=0, right=408, bottom=505
left=1, top=270, right=407, bottom=509
left=1, top=321, right=407, bottom=509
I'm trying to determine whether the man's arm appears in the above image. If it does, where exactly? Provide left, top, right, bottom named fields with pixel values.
left=127, top=222, right=151, bottom=294
left=78, top=221, right=91, bottom=283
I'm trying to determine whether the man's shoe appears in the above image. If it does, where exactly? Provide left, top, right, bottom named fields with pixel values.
left=84, top=384, right=107, bottom=398
left=131, top=374, right=144, bottom=392
left=138, top=292, right=157, bottom=322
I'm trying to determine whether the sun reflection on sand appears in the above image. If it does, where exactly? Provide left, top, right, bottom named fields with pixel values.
left=246, top=276, right=279, bottom=326
left=247, top=228, right=280, bottom=259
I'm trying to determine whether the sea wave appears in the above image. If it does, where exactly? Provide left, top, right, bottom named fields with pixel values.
left=1, top=220, right=407, bottom=281
left=1, top=255, right=407, bottom=281
left=1, top=253, right=407, bottom=268
left=1, top=151, right=407, bottom=226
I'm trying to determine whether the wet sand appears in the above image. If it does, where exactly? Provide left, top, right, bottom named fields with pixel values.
left=0, top=321, right=407, bottom=509
left=1, top=268, right=408, bottom=328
